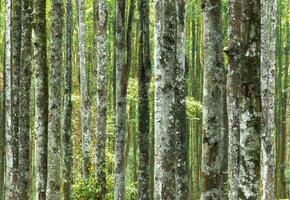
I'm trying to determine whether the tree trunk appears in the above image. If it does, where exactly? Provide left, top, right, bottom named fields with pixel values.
left=34, top=0, right=48, bottom=199
left=78, top=0, right=90, bottom=179
left=114, top=0, right=127, bottom=198
left=175, top=0, right=190, bottom=199
left=0, top=79, right=4, bottom=200
left=201, top=0, right=226, bottom=199
left=11, top=1, right=22, bottom=194
left=62, top=0, right=73, bottom=199
left=96, top=0, right=108, bottom=198
left=260, top=0, right=277, bottom=199
left=4, top=0, right=17, bottom=198
left=154, top=0, right=177, bottom=199
left=47, top=0, right=63, bottom=199
left=18, top=0, right=32, bottom=198
left=239, top=1, right=261, bottom=199
left=137, top=0, right=151, bottom=198
left=226, top=0, right=242, bottom=199
left=279, top=21, right=288, bottom=199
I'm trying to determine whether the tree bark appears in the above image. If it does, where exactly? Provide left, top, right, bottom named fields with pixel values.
left=260, top=0, right=277, bottom=199
left=4, top=0, right=17, bottom=198
left=175, top=0, right=190, bottom=199
left=226, top=0, right=242, bottom=199
left=78, top=0, right=90, bottom=179
left=18, top=0, right=32, bottom=198
left=201, top=0, right=226, bottom=199
left=154, top=0, right=177, bottom=199
left=137, top=0, right=151, bottom=199
left=33, top=0, right=48, bottom=199
left=34, top=0, right=48, bottom=199
left=46, top=0, right=63, bottom=199
left=62, top=0, right=73, bottom=199
left=114, top=0, right=126, bottom=198
left=239, top=1, right=261, bottom=199
left=96, top=0, right=108, bottom=198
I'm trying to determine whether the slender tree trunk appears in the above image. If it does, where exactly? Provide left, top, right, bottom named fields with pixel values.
left=4, top=0, right=17, bottom=199
left=239, top=1, right=261, bottom=199
left=18, top=0, right=32, bottom=198
left=201, top=0, right=226, bottom=199
left=96, top=0, right=108, bottom=198
left=34, top=0, right=48, bottom=199
left=78, top=0, right=90, bottom=179
left=279, top=21, right=288, bottom=198
left=137, top=0, right=151, bottom=198
left=11, top=1, right=22, bottom=194
left=0, top=91, right=3, bottom=200
left=46, top=0, right=63, bottom=198
left=175, top=0, right=190, bottom=199
left=114, top=0, right=127, bottom=198
left=226, top=0, right=241, bottom=199
left=62, top=0, right=73, bottom=199
left=154, top=0, right=177, bottom=199
left=260, top=0, right=277, bottom=199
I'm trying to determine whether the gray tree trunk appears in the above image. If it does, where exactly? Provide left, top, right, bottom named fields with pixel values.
left=4, top=0, right=17, bottom=198
left=226, top=0, right=242, bottom=199
left=78, top=0, right=90, bottom=179
left=137, top=0, right=151, bottom=199
left=62, top=0, right=73, bottom=199
left=114, top=0, right=127, bottom=199
left=239, top=1, right=261, bottom=198
left=175, top=0, right=190, bottom=199
left=260, top=0, right=277, bottom=199
left=34, top=0, right=48, bottom=199
left=201, top=0, right=226, bottom=199
left=46, top=0, right=63, bottom=199
left=18, top=0, right=32, bottom=198
left=96, top=0, right=108, bottom=198
left=0, top=91, right=4, bottom=200
left=11, top=2, right=22, bottom=194
left=154, top=0, right=177, bottom=199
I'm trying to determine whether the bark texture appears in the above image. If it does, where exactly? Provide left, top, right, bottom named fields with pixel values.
left=0, top=92, right=3, bottom=200
left=114, top=0, right=127, bottom=199
left=78, top=0, right=90, bottom=179
left=62, top=0, right=73, bottom=198
left=18, top=0, right=32, bottom=198
left=226, top=0, right=242, bottom=199
left=4, top=0, right=17, bottom=198
left=201, top=0, right=226, bottom=199
left=137, top=0, right=151, bottom=198
left=239, top=1, right=261, bottom=198
left=154, top=0, right=177, bottom=199
left=260, top=0, right=277, bottom=199
left=175, top=0, right=190, bottom=199
left=47, top=0, right=63, bottom=199
left=96, top=0, right=108, bottom=198
left=34, top=0, right=48, bottom=199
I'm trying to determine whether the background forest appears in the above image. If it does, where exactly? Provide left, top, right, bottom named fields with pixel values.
left=0, top=0, right=289, bottom=199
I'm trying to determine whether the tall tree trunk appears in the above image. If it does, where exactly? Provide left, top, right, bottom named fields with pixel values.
left=239, top=1, right=261, bottom=198
left=137, top=0, right=151, bottom=198
left=114, top=0, right=127, bottom=198
left=96, top=0, right=108, bottom=198
left=11, top=1, right=22, bottom=195
left=201, top=0, right=226, bottom=199
left=4, top=0, right=17, bottom=198
left=279, top=21, right=288, bottom=198
left=34, top=0, right=48, bottom=199
left=47, top=0, right=63, bottom=199
left=62, top=0, right=73, bottom=199
left=18, top=0, right=32, bottom=198
left=78, top=0, right=90, bottom=179
left=154, top=0, right=177, bottom=199
left=226, top=0, right=241, bottom=199
left=260, top=0, right=277, bottom=199
left=175, top=0, right=190, bottom=199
